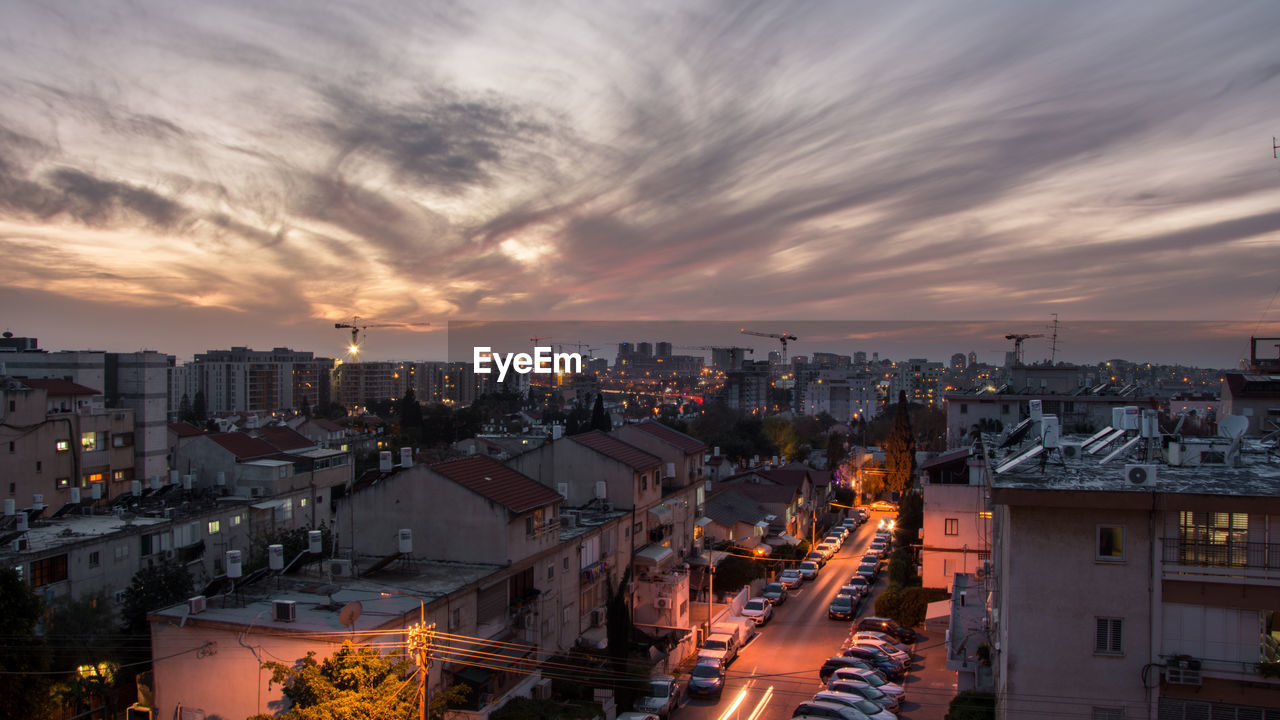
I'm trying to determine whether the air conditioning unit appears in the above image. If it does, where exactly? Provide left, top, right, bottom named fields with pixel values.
left=1124, top=464, right=1158, bottom=486
left=188, top=595, right=207, bottom=615
left=1060, top=442, right=1084, bottom=460
left=164, top=549, right=177, bottom=561
left=654, top=597, right=673, bottom=609
left=532, top=678, right=552, bottom=700
left=590, top=608, right=604, bottom=627
left=328, top=559, right=353, bottom=577
left=273, top=600, right=297, bottom=623
left=1166, top=658, right=1202, bottom=685
left=975, top=561, right=991, bottom=580
left=664, top=462, right=676, bottom=479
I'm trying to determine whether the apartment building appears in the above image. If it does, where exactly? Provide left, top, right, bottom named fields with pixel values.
left=184, top=347, right=332, bottom=415
left=920, top=447, right=991, bottom=592
left=985, top=414, right=1280, bottom=718
left=2, top=376, right=136, bottom=508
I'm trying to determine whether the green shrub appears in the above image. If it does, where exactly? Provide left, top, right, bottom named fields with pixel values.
left=945, top=690, right=995, bottom=720
left=874, top=586, right=950, bottom=627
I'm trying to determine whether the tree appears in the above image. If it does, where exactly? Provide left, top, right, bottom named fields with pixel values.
left=591, top=393, right=609, bottom=432
left=398, top=388, right=423, bottom=440
left=177, top=393, right=194, bottom=424
left=946, top=690, right=996, bottom=720
left=884, top=391, right=916, bottom=496
left=605, top=567, right=633, bottom=668
left=192, top=390, right=207, bottom=424
left=252, top=641, right=417, bottom=720
left=825, top=431, right=847, bottom=469
left=0, top=568, right=54, bottom=719
left=120, top=562, right=194, bottom=636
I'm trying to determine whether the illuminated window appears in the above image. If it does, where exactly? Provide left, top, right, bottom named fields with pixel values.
left=56, top=440, right=70, bottom=453
left=86, top=473, right=105, bottom=484
left=231, top=514, right=242, bottom=526
left=81, top=432, right=98, bottom=451
left=113, top=470, right=125, bottom=482
left=56, top=478, right=70, bottom=489
left=207, top=520, right=221, bottom=535
left=1097, top=526, right=1124, bottom=562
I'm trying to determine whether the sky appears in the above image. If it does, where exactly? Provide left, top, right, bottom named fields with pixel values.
left=1, top=1, right=1278, bottom=366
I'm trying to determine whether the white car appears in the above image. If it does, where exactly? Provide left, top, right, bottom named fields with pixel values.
left=827, top=667, right=906, bottom=704
left=698, top=633, right=739, bottom=666
left=851, top=636, right=911, bottom=668
left=741, top=597, right=773, bottom=626
left=780, top=568, right=803, bottom=588
left=812, top=691, right=897, bottom=720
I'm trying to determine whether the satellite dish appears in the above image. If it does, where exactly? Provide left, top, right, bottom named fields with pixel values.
left=1219, top=416, right=1248, bottom=440
left=339, top=601, right=363, bottom=629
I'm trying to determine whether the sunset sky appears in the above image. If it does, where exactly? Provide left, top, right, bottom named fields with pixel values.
left=2, top=1, right=1278, bottom=365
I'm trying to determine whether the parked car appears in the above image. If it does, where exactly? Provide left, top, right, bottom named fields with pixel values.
left=742, top=597, right=774, bottom=626
left=762, top=581, right=789, bottom=605
left=868, top=541, right=887, bottom=555
left=828, top=594, right=856, bottom=620
left=617, top=714, right=661, bottom=720
left=818, top=656, right=879, bottom=683
left=852, top=637, right=911, bottom=668
left=844, top=576, right=870, bottom=597
left=828, top=667, right=905, bottom=704
left=840, top=518, right=859, bottom=531
left=853, top=630, right=905, bottom=649
left=856, top=616, right=918, bottom=644
left=868, top=500, right=897, bottom=512
left=815, top=543, right=838, bottom=560
left=780, top=568, right=804, bottom=588
left=824, top=534, right=844, bottom=549
left=798, top=560, right=820, bottom=581
left=698, top=633, right=739, bottom=666
left=826, top=680, right=899, bottom=714
left=854, top=508, right=870, bottom=522
left=687, top=659, right=726, bottom=698
left=806, top=551, right=827, bottom=567
left=791, top=700, right=866, bottom=720
left=812, top=691, right=896, bottom=720
left=840, top=647, right=905, bottom=681
left=855, top=561, right=877, bottom=582
left=837, top=583, right=864, bottom=600
left=634, top=675, right=680, bottom=719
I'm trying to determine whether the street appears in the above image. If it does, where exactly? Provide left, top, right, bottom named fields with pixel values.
left=672, top=510, right=954, bottom=720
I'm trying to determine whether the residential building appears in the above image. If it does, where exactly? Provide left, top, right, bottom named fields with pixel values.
left=184, top=347, right=332, bottom=415
left=1, top=376, right=136, bottom=508
left=944, top=388, right=1157, bottom=449
left=984, top=418, right=1280, bottom=718
left=920, top=447, right=990, bottom=592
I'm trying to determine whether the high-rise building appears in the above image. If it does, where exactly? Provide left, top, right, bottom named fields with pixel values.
left=185, top=347, right=333, bottom=415
left=655, top=341, right=672, bottom=357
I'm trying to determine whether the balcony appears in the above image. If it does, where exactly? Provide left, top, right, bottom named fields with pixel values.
left=1161, top=538, right=1280, bottom=585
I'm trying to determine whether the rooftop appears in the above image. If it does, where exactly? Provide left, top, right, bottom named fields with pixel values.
left=570, top=431, right=662, bottom=470
left=15, top=377, right=102, bottom=396
left=631, top=420, right=709, bottom=454
left=430, top=456, right=562, bottom=514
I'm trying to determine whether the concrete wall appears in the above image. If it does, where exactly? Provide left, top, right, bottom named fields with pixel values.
left=997, top=504, right=1152, bottom=719
left=922, top=483, right=990, bottom=591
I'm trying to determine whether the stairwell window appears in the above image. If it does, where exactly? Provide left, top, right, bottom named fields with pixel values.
left=1097, top=526, right=1125, bottom=562
left=1095, top=617, right=1123, bottom=655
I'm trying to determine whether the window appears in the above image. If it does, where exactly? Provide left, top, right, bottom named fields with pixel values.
left=1178, top=511, right=1248, bottom=567
left=35, top=461, right=41, bottom=473
left=299, top=498, right=307, bottom=508
left=944, top=518, right=959, bottom=536
left=231, top=514, right=242, bottom=526
left=208, top=520, right=221, bottom=535
left=563, top=557, right=569, bottom=570
left=30, top=555, right=69, bottom=587
left=960, top=403, right=968, bottom=414
left=547, top=564, right=554, bottom=580
left=81, top=432, right=99, bottom=451
left=449, top=607, right=462, bottom=630
left=281, top=498, right=293, bottom=521
left=1092, top=708, right=1124, bottom=720
left=1001, top=403, right=1010, bottom=414
left=1097, top=526, right=1125, bottom=561
left=85, top=473, right=104, bottom=484
left=1095, top=617, right=1123, bottom=654
left=9, top=441, right=15, bottom=453
left=56, top=478, right=70, bottom=489
left=88, top=551, right=100, bottom=568
left=112, top=470, right=126, bottom=482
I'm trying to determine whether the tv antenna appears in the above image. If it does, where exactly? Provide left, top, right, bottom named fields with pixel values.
left=1048, top=314, right=1060, bottom=364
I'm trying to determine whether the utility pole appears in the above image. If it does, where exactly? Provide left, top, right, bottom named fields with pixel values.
left=408, top=620, right=435, bottom=720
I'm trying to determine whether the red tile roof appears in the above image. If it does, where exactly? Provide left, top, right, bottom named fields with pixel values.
left=757, top=468, right=811, bottom=488
left=207, top=432, right=279, bottom=460
left=430, top=457, right=561, bottom=513
left=718, top=480, right=799, bottom=505
left=570, top=431, right=662, bottom=470
left=632, top=420, right=708, bottom=454
left=168, top=421, right=204, bottom=438
left=256, top=426, right=315, bottom=452
left=311, top=418, right=345, bottom=433
left=18, top=377, right=101, bottom=396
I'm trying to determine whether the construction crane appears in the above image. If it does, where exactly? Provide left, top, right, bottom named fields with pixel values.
left=529, top=336, right=552, bottom=343
left=334, top=317, right=429, bottom=358
left=739, top=329, right=798, bottom=363
left=1004, top=333, right=1044, bottom=366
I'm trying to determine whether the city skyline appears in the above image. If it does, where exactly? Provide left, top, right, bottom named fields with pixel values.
left=2, top=2, right=1279, bottom=365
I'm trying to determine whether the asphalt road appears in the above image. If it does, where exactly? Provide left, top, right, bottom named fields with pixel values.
left=674, top=511, right=903, bottom=720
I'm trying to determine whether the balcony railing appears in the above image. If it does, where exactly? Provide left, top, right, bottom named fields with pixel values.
left=1161, top=538, right=1280, bottom=584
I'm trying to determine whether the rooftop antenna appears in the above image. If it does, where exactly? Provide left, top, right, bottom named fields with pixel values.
left=1048, top=314, right=1060, bottom=364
